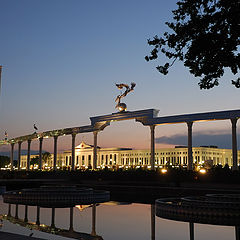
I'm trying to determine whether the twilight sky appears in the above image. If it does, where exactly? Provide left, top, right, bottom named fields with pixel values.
left=0, top=0, right=239, bottom=155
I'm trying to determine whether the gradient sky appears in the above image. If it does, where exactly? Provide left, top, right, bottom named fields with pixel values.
left=0, top=0, right=239, bottom=155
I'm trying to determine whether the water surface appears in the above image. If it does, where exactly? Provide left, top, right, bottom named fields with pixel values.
left=0, top=197, right=235, bottom=240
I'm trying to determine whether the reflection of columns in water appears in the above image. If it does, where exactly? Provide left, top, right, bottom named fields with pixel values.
left=71, top=134, right=76, bottom=170
left=39, top=137, right=43, bottom=170
left=10, top=143, right=14, bottom=171
left=69, top=207, right=74, bottom=231
left=150, top=125, right=155, bottom=170
left=236, top=226, right=240, bottom=240
left=231, top=118, right=238, bottom=170
left=53, top=136, right=58, bottom=171
left=24, top=205, right=28, bottom=222
left=93, top=131, right=98, bottom=170
left=189, top=222, right=194, bottom=240
left=91, top=204, right=96, bottom=236
left=7, top=203, right=11, bottom=217
left=18, top=141, right=22, bottom=170
left=187, top=122, right=193, bottom=170
left=36, top=206, right=40, bottom=225
left=51, top=207, right=56, bottom=228
left=15, top=204, right=19, bottom=219
left=27, top=139, right=31, bottom=171
left=151, top=204, right=155, bottom=240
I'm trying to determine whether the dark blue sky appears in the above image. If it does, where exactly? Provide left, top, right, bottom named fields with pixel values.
left=0, top=0, right=239, bottom=153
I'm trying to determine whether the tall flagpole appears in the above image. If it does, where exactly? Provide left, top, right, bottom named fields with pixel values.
left=0, top=66, right=2, bottom=96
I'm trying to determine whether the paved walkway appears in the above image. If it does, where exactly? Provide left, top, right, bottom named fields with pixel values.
left=0, top=231, right=46, bottom=240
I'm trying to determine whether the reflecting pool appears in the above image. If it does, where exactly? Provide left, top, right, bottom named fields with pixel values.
left=0, top=196, right=236, bottom=240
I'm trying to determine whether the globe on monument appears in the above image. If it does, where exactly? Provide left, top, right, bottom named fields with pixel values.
left=117, top=103, right=127, bottom=112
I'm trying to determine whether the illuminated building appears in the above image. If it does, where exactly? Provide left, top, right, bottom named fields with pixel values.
left=20, top=141, right=239, bottom=169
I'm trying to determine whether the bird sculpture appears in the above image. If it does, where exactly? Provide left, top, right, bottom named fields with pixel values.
left=4, top=131, right=8, bottom=141
left=115, top=82, right=136, bottom=112
left=33, top=124, right=38, bottom=133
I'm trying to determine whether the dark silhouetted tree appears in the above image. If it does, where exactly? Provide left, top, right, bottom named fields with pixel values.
left=42, top=152, right=51, bottom=165
left=145, top=0, right=240, bottom=89
left=0, top=155, right=10, bottom=168
left=30, top=156, right=39, bottom=166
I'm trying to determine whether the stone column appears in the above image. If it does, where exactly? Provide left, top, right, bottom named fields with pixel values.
left=189, top=222, right=194, bottom=240
left=10, top=143, right=14, bottom=171
left=71, top=134, right=76, bottom=171
left=51, top=207, right=55, bottom=228
left=36, top=206, right=40, bottom=225
left=231, top=118, right=238, bottom=170
left=69, top=207, right=74, bottom=231
left=27, top=139, right=31, bottom=171
left=15, top=204, right=18, bottom=219
left=151, top=204, right=155, bottom=240
left=7, top=203, right=11, bottom=217
left=187, top=122, right=193, bottom=170
left=18, top=142, right=22, bottom=170
left=91, top=204, right=96, bottom=236
left=24, top=205, right=28, bottom=222
left=39, top=137, right=43, bottom=170
left=93, top=131, right=98, bottom=170
left=53, top=136, right=58, bottom=171
left=150, top=125, right=156, bottom=170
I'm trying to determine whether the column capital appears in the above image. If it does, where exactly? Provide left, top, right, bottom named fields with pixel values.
left=150, top=125, right=156, bottom=131
left=93, top=130, right=99, bottom=136
left=186, top=121, right=193, bottom=128
left=39, top=137, right=43, bottom=142
left=231, top=118, right=238, bottom=126
left=27, top=139, right=31, bottom=144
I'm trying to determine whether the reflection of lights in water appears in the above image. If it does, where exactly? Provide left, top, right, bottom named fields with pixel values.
left=101, top=201, right=131, bottom=206
left=75, top=205, right=92, bottom=211
left=161, top=168, right=167, bottom=174
left=199, top=168, right=207, bottom=174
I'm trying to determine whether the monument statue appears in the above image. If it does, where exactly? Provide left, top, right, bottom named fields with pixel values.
left=115, top=82, right=136, bottom=112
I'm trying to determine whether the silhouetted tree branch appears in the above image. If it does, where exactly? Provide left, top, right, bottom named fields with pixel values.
left=145, top=0, right=240, bottom=89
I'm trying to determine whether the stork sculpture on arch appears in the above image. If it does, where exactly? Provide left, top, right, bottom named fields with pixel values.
left=115, top=82, right=136, bottom=112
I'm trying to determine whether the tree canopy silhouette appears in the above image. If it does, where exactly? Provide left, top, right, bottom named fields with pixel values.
left=145, top=0, right=240, bottom=89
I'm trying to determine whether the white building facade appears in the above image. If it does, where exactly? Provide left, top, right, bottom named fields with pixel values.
left=21, top=141, right=239, bottom=169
